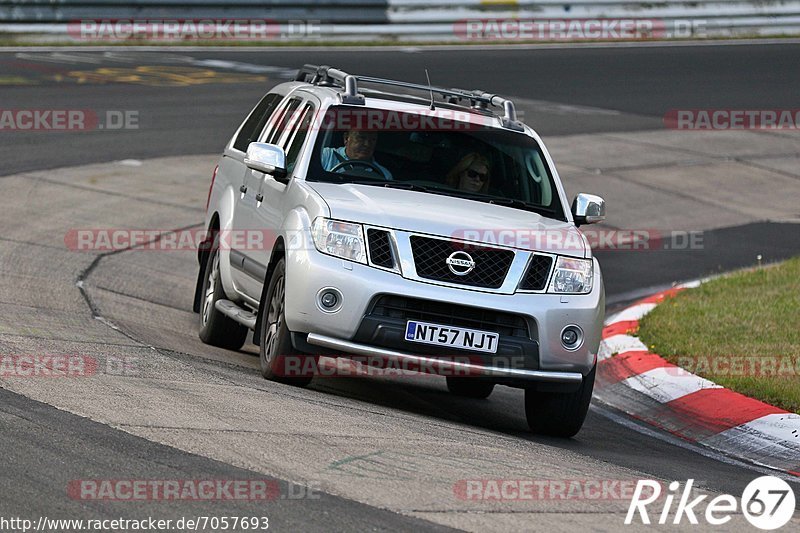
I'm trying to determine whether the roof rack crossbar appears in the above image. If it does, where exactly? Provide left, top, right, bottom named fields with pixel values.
left=295, top=65, right=523, bottom=130
left=355, top=76, right=490, bottom=104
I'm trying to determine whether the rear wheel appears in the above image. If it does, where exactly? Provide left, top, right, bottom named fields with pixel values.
left=446, top=377, right=495, bottom=399
left=524, top=365, right=595, bottom=438
left=259, top=259, right=314, bottom=386
left=198, top=246, right=247, bottom=350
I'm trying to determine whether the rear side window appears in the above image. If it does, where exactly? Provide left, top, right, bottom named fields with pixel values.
left=233, top=93, right=281, bottom=153
left=266, top=98, right=302, bottom=145
left=284, top=104, right=315, bottom=174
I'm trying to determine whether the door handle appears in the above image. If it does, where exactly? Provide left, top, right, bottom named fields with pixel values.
left=239, top=185, right=247, bottom=194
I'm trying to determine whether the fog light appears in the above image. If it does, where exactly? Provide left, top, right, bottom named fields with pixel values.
left=316, top=288, right=343, bottom=313
left=321, top=292, right=338, bottom=308
left=560, top=325, right=583, bottom=351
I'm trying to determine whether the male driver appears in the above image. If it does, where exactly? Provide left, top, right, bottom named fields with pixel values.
left=321, top=129, right=393, bottom=179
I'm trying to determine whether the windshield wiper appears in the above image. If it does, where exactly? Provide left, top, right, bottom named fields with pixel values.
left=410, top=185, right=483, bottom=199
left=348, top=180, right=428, bottom=192
left=488, top=198, right=529, bottom=209
left=380, top=182, right=428, bottom=192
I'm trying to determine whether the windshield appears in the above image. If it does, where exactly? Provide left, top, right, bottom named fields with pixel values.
left=307, top=106, right=566, bottom=220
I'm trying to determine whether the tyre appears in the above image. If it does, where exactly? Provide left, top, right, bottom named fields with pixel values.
left=198, top=245, right=248, bottom=350
left=524, top=365, right=595, bottom=438
left=259, top=258, right=314, bottom=386
left=446, top=377, right=495, bottom=399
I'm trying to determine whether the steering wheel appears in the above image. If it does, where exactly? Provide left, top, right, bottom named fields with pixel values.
left=329, top=159, right=387, bottom=179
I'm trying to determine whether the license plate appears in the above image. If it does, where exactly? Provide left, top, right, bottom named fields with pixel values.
left=404, top=321, right=499, bottom=354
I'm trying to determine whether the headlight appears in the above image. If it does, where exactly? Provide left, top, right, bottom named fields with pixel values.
left=548, top=256, right=593, bottom=294
left=311, top=218, right=366, bottom=264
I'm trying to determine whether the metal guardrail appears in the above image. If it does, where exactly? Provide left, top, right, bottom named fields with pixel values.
left=0, top=0, right=390, bottom=23
left=1, top=0, right=799, bottom=40
left=390, top=2, right=800, bottom=22
left=386, top=0, right=800, bottom=39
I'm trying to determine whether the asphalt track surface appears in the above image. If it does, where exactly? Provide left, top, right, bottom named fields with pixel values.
left=1, top=43, right=799, bottom=530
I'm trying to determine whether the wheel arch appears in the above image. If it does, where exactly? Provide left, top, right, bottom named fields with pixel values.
left=252, top=237, right=286, bottom=345
left=192, top=212, right=221, bottom=313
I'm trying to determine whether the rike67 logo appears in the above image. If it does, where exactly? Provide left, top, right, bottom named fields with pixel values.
left=626, top=476, right=796, bottom=530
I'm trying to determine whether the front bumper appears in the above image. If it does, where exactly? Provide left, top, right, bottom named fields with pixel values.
left=305, top=332, right=584, bottom=389
left=285, top=245, right=604, bottom=376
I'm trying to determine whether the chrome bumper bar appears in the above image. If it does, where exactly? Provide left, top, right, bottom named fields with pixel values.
left=305, top=333, right=584, bottom=384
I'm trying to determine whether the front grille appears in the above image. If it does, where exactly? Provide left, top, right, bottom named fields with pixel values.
left=371, top=295, right=530, bottom=339
left=410, top=236, right=514, bottom=288
left=519, top=255, right=553, bottom=291
left=367, top=229, right=394, bottom=268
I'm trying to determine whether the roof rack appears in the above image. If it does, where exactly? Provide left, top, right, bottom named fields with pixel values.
left=294, top=64, right=524, bottom=132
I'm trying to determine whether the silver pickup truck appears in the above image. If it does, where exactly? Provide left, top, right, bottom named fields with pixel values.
left=194, top=65, right=606, bottom=437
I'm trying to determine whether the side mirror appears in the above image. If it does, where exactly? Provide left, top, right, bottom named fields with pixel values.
left=245, top=142, right=289, bottom=183
left=572, top=193, right=606, bottom=227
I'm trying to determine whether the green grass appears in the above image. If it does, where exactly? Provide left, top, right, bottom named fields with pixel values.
left=637, top=257, right=800, bottom=414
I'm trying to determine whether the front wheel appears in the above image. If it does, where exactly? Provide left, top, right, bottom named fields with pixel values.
left=259, top=259, right=314, bottom=387
left=198, top=246, right=248, bottom=350
left=524, top=365, right=595, bottom=438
